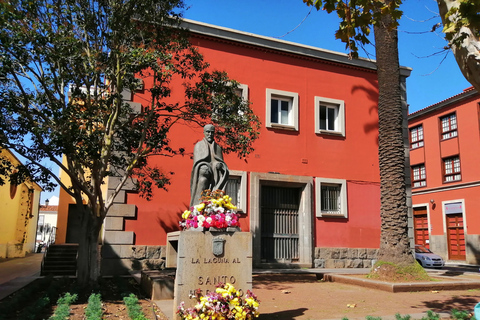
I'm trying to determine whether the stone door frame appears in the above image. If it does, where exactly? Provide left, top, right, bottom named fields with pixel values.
left=249, top=172, right=313, bottom=268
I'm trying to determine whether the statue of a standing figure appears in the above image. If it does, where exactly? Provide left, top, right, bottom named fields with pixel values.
left=190, top=124, right=229, bottom=207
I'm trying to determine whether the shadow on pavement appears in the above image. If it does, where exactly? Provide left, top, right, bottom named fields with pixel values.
left=258, top=307, right=308, bottom=320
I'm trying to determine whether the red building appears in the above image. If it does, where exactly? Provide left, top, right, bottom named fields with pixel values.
left=57, top=20, right=412, bottom=274
left=409, top=87, right=480, bottom=265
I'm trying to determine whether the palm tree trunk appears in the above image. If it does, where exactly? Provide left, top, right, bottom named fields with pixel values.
left=374, top=1, right=414, bottom=265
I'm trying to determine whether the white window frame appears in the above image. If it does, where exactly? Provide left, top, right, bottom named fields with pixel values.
left=235, top=84, right=249, bottom=101
left=314, top=97, right=345, bottom=136
left=315, top=177, right=348, bottom=218
left=225, top=170, right=247, bottom=213
left=412, top=164, right=426, bottom=188
left=266, top=89, right=299, bottom=131
left=410, top=125, right=424, bottom=149
left=440, top=113, right=458, bottom=140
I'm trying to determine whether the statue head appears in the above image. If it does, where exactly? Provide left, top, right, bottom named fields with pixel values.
left=204, top=124, right=215, bottom=143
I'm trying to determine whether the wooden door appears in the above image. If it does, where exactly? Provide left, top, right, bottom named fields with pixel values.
left=446, top=213, right=466, bottom=260
left=413, top=207, right=429, bottom=248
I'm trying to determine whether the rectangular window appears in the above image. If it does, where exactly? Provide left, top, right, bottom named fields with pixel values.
left=315, top=178, right=347, bottom=218
left=443, top=156, right=461, bottom=182
left=321, top=185, right=341, bottom=213
left=314, top=97, right=345, bottom=136
left=234, top=83, right=248, bottom=101
left=271, top=97, right=291, bottom=125
left=266, top=89, right=299, bottom=131
left=410, top=125, right=424, bottom=149
left=440, top=113, right=457, bottom=140
left=225, top=170, right=247, bottom=213
left=412, top=164, right=426, bottom=188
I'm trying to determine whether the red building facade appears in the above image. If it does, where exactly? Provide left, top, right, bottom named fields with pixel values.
left=409, top=87, right=480, bottom=265
left=57, top=20, right=412, bottom=273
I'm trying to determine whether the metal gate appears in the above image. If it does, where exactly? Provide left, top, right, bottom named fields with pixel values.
left=260, top=186, right=300, bottom=263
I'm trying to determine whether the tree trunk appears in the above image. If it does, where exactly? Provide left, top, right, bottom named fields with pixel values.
left=437, top=0, right=480, bottom=91
left=76, top=204, right=103, bottom=287
left=374, top=2, right=415, bottom=265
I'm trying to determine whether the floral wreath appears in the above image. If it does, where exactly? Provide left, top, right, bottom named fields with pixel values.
left=177, top=283, right=260, bottom=319
left=180, top=190, right=241, bottom=230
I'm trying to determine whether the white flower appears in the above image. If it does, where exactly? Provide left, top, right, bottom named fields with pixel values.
left=225, top=216, right=232, bottom=222
left=206, top=217, right=212, bottom=224
left=197, top=215, right=205, bottom=222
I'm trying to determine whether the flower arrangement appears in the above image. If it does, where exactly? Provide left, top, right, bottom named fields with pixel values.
left=180, top=190, right=241, bottom=230
left=177, top=283, right=260, bottom=320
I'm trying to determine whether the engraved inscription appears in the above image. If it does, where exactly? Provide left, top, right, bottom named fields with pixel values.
left=198, top=275, right=237, bottom=285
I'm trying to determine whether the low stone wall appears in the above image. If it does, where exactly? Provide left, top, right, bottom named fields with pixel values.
left=314, top=247, right=378, bottom=268
left=101, top=244, right=166, bottom=275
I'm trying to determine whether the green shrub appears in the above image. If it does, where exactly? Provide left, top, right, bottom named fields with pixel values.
left=49, top=292, right=78, bottom=320
left=123, top=293, right=148, bottom=320
left=451, top=309, right=474, bottom=320
left=421, top=310, right=440, bottom=320
left=395, top=314, right=412, bottom=320
left=16, top=295, right=51, bottom=320
left=85, top=293, right=103, bottom=320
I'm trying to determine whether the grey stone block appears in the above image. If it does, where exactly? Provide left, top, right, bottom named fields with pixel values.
left=126, top=101, right=142, bottom=113
left=314, top=259, right=325, bottom=268
left=141, top=271, right=175, bottom=300
left=367, top=249, right=378, bottom=259
left=104, top=217, right=124, bottom=231
left=132, top=246, right=147, bottom=259
left=349, top=248, right=359, bottom=259
left=107, top=190, right=126, bottom=204
left=108, top=176, right=138, bottom=191
left=104, top=231, right=134, bottom=244
left=140, top=258, right=165, bottom=270
left=325, top=259, right=336, bottom=269
left=358, top=248, right=367, bottom=259
left=333, top=259, right=345, bottom=268
left=107, top=204, right=136, bottom=217
left=146, top=246, right=163, bottom=259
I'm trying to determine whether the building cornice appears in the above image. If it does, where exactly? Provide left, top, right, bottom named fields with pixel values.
left=181, top=19, right=412, bottom=78
left=412, top=180, right=480, bottom=196
left=409, top=88, right=479, bottom=120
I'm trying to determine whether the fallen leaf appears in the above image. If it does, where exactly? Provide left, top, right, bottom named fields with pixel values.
left=347, top=304, right=357, bottom=308
left=431, top=290, right=439, bottom=293
left=281, top=290, right=291, bottom=294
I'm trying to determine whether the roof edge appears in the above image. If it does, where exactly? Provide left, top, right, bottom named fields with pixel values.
left=180, top=19, right=412, bottom=76
left=409, top=87, right=478, bottom=120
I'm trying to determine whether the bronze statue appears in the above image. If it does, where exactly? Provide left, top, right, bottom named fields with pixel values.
left=190, top=124, right=229, bottom=207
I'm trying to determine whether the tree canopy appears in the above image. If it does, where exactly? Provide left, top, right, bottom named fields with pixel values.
left=0, top=0, right=260, bottom=285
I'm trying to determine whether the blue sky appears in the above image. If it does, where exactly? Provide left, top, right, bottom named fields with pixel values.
left=182, top=0, right=472, bottom=114
left=40, top=0, right=471, bottom=203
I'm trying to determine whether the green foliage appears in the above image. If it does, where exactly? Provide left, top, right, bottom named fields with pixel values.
left=451, top=309, right=474, bottom=320
left=442, top=0, right=480, bottom=45
left=303, top=0, right=403, bottom=57
left=85, top=293, right=103, bottom=320
left=366, top=316, right=383, bottom=320
left=49, top=292, right=78, bottom=320
left=421, top=310, right=440, bottom=320
left=0, top=0, right=260, bottom=284
left=123, top=293, right=148, bottom=320
left=396, top=314, right=412, bottom=320
left=0, top=0, right=260, bottom=204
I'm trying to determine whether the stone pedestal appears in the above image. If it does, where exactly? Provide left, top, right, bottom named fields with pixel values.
left=173, top=231, right=252, bottom=318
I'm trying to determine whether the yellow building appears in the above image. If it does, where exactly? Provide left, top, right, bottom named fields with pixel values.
left=0, top=149, right=42, bottom=258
